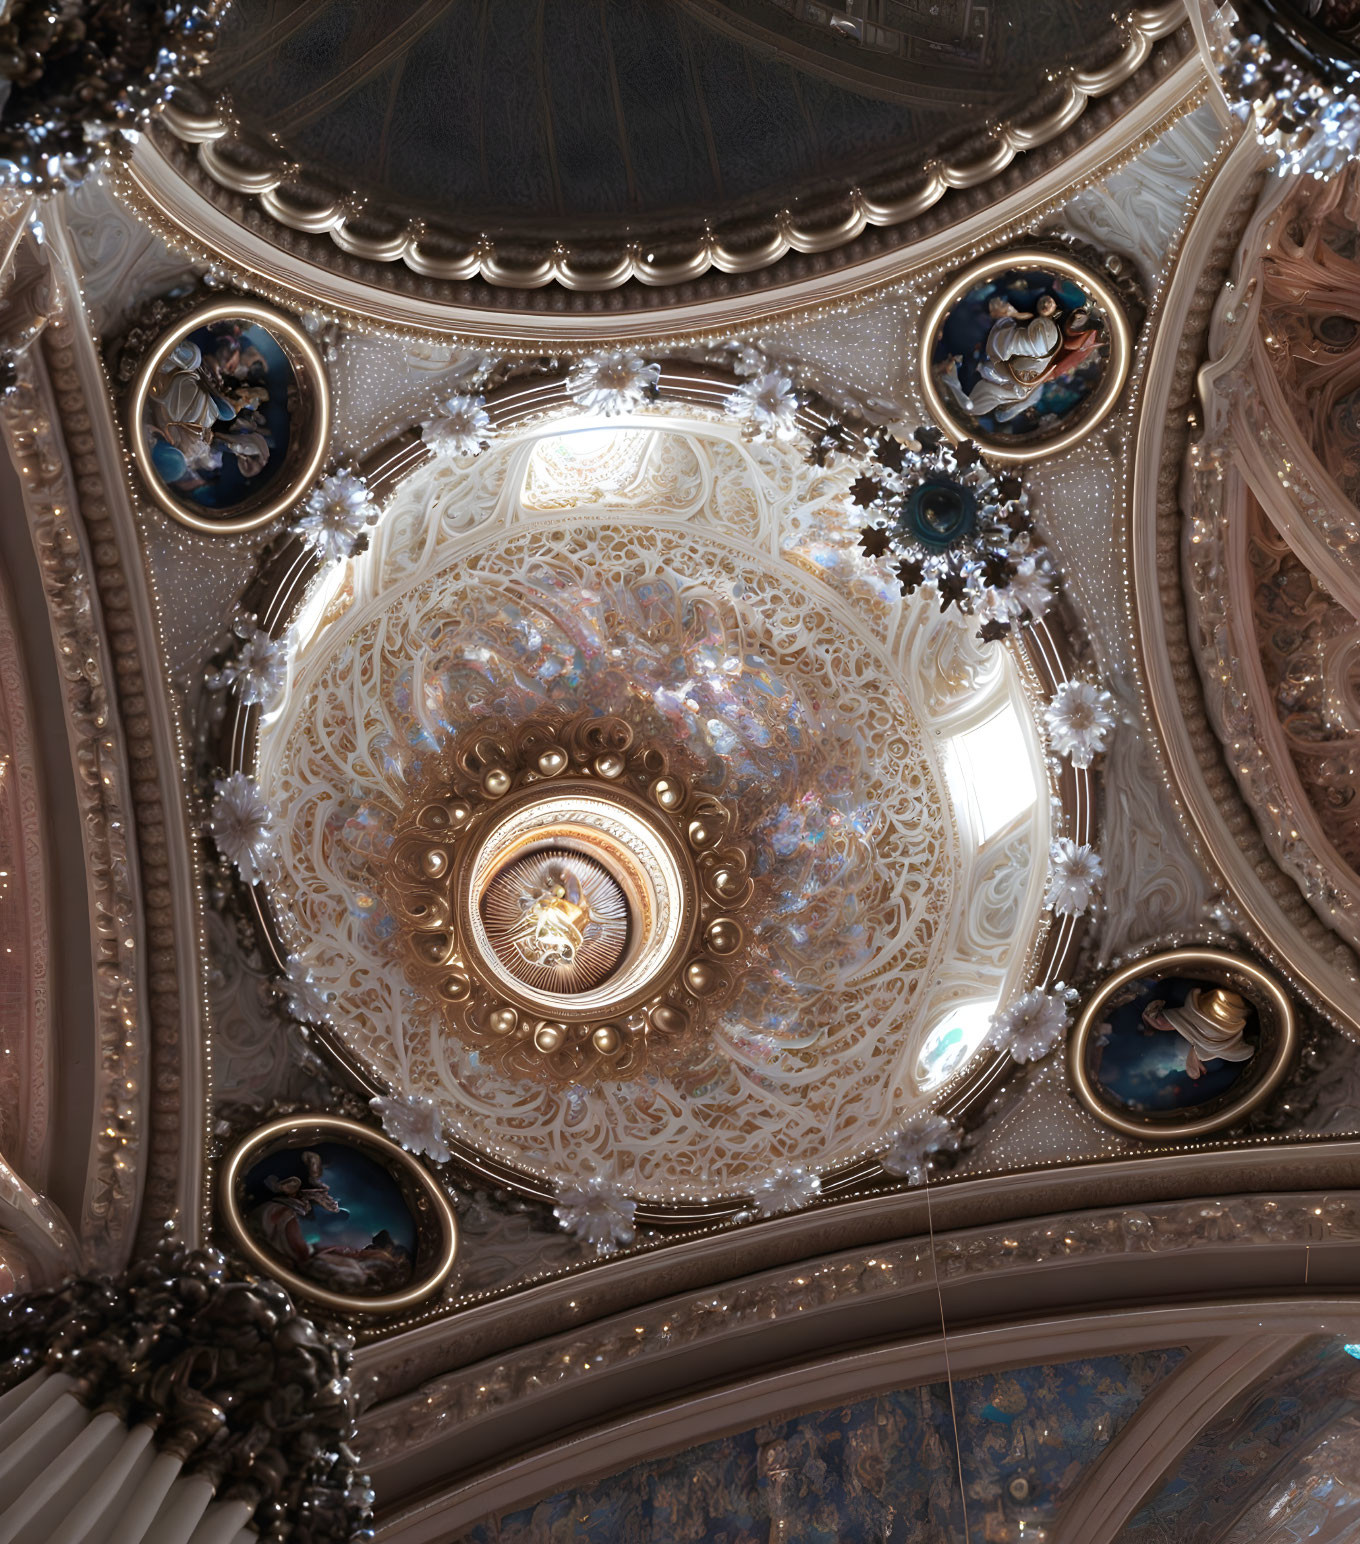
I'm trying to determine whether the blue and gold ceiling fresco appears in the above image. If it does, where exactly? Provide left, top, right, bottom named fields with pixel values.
left=1117, top=1337, right=1360, bottom=1544
left=458, top=1348, right=1187, bottom=1542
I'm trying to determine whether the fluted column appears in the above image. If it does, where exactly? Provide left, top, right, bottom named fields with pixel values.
left=0, top=1246, right=372, bottom=1544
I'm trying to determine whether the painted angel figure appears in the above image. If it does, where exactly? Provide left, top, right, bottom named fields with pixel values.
left=1141, top=987, right=1254, bottom=1080
left=508, top=862, right=602, bottom=970
left=248, top=1149, right=345, bottom=1266
left=939, top=292, right=1100, bottom=424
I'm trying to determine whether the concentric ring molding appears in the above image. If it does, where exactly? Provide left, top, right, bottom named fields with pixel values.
left=918, top=247, right=1135, bottom=465
left=1068, top=947, right=1298, bottom=1140
left=220, top=1114, right=459, bottom=1315
left=126, top=296, right=331, bottom=534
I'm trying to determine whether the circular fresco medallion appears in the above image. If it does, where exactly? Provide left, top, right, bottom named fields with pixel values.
left=254, top=417, right=1055, bottom=1201
left=221, top=1115, right=457, bottom=1314
left=920, top=248, right=1133, bottom=463
left=1069, top=949, right=1297, bottom=1140
left=128, top=298, right=330, bottom=534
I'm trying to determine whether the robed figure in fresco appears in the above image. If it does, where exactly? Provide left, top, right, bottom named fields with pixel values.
left=939, top=292, right=1100, bottom=424
left=1141, top=987, right=1254, bottom=1080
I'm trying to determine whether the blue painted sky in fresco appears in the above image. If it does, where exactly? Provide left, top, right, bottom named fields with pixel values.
left=459, top=1348, right=1187, bottom=1542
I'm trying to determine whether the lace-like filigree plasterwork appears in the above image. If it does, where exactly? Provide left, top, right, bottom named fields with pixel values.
left=256, top=424, right=1047, bottom=1198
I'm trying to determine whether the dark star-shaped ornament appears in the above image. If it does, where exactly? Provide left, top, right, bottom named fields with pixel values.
left=875, top=435, right=906, bottom=472
left=851, top=473, right=885, bottom=508
left=859, top=525, right=893, bottom=559
left=895, top=557, right=926, bottom=596
left=913, top=424, right=945, bottom=452
left=978, top=618, right=1011, bottom=643
left=937, top=570, right=969, bottom=612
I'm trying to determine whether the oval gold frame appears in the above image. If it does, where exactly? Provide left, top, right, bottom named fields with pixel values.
left=1068, top=948, right=1297, bottom=1141
left=128, top=297, right=331, bottom=534
left=220, top=1114, right=458, bottom=1315
left=919, top=247, right=1133, bottom=465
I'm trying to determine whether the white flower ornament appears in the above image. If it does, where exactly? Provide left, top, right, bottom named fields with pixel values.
left=275, top=962, right=333, bottom=1026
left=566, top=352, right=660, bottom=416
left=370, top=1093, right=452, bottom=1164
left=1045, top=680, right=1116, bottom=769
left=879, top=1113, right=961, bottom=1186
left=1046, top=839, right=1104, bottom=917
left=724, top=370, right=800, bottom=441
left=554, top=1174, right=638, bottom=1254
left=988, top=986, right=1075, bottom=1064
left=209, top=772, right=276, bottom=886
left=424, top=393, right=492, bottom=458
left=211, top=625, right=288, bottom=709
left=754, top=1165, right=822, bottom=1216
left=294, top=468, right=375, bottom=563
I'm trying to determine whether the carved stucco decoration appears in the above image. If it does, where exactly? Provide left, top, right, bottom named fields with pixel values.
left=107, top=40, right=1210, bottom=346
left=0, top=213, right=206, bottom=1267
left=355, top=1175, right=1360, bottom=1526
left=0, top=551, right=52, bottom=1190
left=1175, top=156, right=1360, bottom=989
left=1131, top=123, right=1360, bottom=1038
left=252, top=410, right=1059, bottom=1203
left=1246, top=499, right=1360, bottom=876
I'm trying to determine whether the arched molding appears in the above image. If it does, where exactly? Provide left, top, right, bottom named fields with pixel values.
left=1130, top=123, right=1360, bottom=1033
left=370, top=1298, right=1353, bottom=1541
left=355, top=1145, right=1360, bottom=1520
left=115, top=50, right=1209, bottom=347
left=0, top=218, right=208, bottom=1266
left=1051, top=1332, right=1305, bottom=1544
left=0, top=549, right=53, bottom=1190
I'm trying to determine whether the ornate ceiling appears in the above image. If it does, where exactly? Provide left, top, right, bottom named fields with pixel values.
left=4, top=1, right=1360, bottom=1542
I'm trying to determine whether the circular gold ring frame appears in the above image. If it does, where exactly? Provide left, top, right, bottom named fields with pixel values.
left=1068, top=948, right=1297, bottom=1141
left=919, top=248, right=1133, bottom=465
left=453, top=779, right=700, bottom=1025
left=127, top=298, right=331, bottom=534
left=220, top=1114, right=458, bottom=1315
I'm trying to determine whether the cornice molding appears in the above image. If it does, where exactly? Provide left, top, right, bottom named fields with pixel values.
left=379, top=1322, right=1326, bottom=1542
left=0, top=298, right=150, bottom=1273
left=152, top=5, right=1185, bottom=300
left=362, top=1164, right=1360, bottom=1535
left=43, top=208, right=211, bottom=1259
left=116, top=45, right=1208, bottom=346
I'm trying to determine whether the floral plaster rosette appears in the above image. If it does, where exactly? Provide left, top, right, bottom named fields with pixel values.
left=253, top=414, right=1053, bottom=1201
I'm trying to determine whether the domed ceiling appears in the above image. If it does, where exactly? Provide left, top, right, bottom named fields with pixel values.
left=137, top=0, right=1187, bottom=310
left=199, top=0, right=1114, bottom=230
left=252, top=410, right=1053, bottom=1202
left=10, top=4, right=1360, bottom=1543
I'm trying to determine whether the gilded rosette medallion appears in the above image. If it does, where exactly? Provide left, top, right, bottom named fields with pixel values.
left=382, top=710, right=753, bottom=1082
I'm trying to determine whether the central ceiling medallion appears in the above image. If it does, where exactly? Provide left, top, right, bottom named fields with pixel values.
left=383, top=711, right=753, bottom=1082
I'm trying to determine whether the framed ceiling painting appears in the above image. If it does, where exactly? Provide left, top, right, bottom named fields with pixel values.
left=1068, top=948, right=1298, bottom=1140
left=920, top=247, right=1135, bottom=464
left=220, top=1114, right=458, bottom=1314
left=125, top=296, right=330, bottom=534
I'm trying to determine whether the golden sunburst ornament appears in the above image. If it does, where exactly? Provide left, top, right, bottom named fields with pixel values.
left=381, top=711, right=755, bottom=1082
